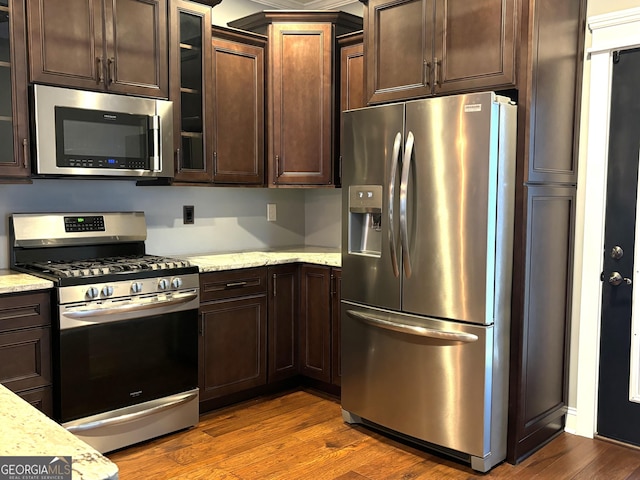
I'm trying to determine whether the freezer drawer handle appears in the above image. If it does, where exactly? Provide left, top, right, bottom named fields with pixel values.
left=388, top=132, right=402, bottom=277
left=64, top=390, right=198, bottom=433
left=346, top=309, right=478, bottom=343
left=400, top=131, right=414, bottom=278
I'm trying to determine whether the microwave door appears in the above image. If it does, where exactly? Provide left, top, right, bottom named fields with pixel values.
left=341, top=103, right=404, bottom=311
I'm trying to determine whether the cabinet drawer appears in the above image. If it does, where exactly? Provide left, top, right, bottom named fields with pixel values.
left=200, top=268, right=268, bottom=302
left=0, top=326, right=52, bottom=392
left=17, top=386, right=53, bottom=417
left=0, top=291, right=51, bottom=333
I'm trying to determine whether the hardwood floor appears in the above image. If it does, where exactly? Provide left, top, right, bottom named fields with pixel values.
left=108, top=389, right=640, bottom=479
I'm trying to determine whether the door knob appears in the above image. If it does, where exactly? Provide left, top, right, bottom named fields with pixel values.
left=608, top=271, right=632, bottom=286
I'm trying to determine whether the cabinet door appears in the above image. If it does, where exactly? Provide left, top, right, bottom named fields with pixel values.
left=212, top=31, right=264, bottom=185
left=269, top=22, right=333, bottom=186
left=365, top=0, right=433, bottom=104
left=340, top=33, right=365, bottom=113
left=521, top=0, right=583, bottom=185
left=331, top=268, right=341, bottom=387
left=433, top=0, right=516, bottom=95
left=0, top=290, right=52, bottom=416
left=299, top=265, right=331, bottom=382
left=0, top=0, right=30, bottom=180
left=267, top=265, right=298, bottom=382
left=199, top=295, right=267, bottom=400
left=104, top=0, right=168, bottom=98
left=508, top=185, right=575, bottom=462
left=170, top=0, right=213, bottom=182
left=27, top=0, right=104, bottom=90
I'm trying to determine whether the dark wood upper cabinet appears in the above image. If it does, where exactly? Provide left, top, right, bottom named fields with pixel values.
left=229, top=11, right=362, bottom=187
left=518, top=0, right=583, bottom=185
left=171, top=20, right=265, bottom=185
left=0, top=0, right=31, bottom=182
left=27, top=0, right=168, bottom=98
left=364, top=0, right=516, bottom=104
left=211, top=26, right=265, bottom=185
left=170, top=0, right=212, bottom=183
left=338, top=31, right=365, bottom=113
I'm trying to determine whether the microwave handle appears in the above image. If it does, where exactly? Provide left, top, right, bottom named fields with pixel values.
left=149, top=114, right=160, bottom=171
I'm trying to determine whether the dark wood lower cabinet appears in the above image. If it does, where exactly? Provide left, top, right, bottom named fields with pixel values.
left=331, top=268, right=342, bottom=387
left=199, top=264, right=341, bottom=409
left=508, top=185, right=576, bottom=463
left=0, top=290, right=52, bottom=416
left=199, top=294, right=267, bottom=400
left=268, top=265, right=299, bottom=382
left=299, top=265, right=332, bottom=383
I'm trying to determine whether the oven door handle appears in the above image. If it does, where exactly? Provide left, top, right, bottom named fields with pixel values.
left=346, top=309, right=479, bottom=343
left=62, top=290, right=198, bottom=319
left=64, top=390, right=198, bottom=434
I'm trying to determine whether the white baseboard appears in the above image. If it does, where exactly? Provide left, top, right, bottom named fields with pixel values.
left=564, top=406, right=578, bottom=435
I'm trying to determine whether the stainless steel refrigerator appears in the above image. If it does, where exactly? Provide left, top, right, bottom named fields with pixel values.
left=340, top=91, right=516, bottom=472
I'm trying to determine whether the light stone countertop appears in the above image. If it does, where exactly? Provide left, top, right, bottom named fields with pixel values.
left=0, top=269, right=54, bottom=295
left=0, top=247, right=341, bottom=294
left=184, top=246, right=341, bottom=272
left=0, top=384, right=118, bottom=480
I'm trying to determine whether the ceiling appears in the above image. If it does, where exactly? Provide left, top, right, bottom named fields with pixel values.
left=249, top=0, right=359, bottom=9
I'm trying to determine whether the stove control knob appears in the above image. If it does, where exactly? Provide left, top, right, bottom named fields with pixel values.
left=158, top=278, right=169, bottom=291
left=131, top=282, right=143, bottom=294
left=86, top=287, right=99, bottom=299
left=171, top=278, right=183, bottom=289
left=102, top=285, right=114, bottom=297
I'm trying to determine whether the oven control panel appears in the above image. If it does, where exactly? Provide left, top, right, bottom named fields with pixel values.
left=64, top=215, right=105, bottom=232
left=58, top=273, right=201, bottom=305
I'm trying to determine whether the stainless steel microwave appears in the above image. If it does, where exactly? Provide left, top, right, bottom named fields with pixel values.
left=31, top=85, right=173, bottom=179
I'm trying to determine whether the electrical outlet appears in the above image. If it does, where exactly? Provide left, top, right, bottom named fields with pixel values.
left=183, top=205, right=194, bottom=224
left=267, top=203, right=277, bottom=222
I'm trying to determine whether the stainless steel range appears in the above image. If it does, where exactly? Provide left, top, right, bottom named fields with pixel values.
left=9, top=212, right=200, bottom=453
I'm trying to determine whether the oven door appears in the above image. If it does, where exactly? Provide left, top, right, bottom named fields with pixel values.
left=56, top=295, right=199, bottom=424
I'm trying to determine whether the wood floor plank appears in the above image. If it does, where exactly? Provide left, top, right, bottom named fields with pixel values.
left=107, top=389, right=640, bottom=479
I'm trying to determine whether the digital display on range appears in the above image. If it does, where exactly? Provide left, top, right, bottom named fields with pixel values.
left=64, top=216, right=106, bottom=232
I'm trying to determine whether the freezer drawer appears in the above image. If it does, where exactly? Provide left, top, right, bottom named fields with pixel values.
left=341, top=301, right=508, bottom=471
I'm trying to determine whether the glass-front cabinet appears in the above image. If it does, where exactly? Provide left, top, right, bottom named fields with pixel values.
left=170, top=0, right=212, bottom=182
left=0, top=0, right=30, bottom=181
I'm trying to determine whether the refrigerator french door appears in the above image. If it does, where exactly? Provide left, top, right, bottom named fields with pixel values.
left=340, top=92, right=516, bottom=472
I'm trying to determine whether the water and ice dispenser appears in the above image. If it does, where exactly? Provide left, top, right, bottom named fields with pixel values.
left=348, top=185, right=382, bottom=257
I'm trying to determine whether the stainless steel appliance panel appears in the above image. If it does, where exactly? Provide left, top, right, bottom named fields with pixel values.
left=342, top=103, right=404, bottom=310
left=32, top=84, right=173, bottom=178
left=402, top=93, right=514, bottom=325
left=341, top=301, right=493, bottom=457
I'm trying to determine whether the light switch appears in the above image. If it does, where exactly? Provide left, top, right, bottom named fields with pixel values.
left=267, top=203, right=277, bottom=222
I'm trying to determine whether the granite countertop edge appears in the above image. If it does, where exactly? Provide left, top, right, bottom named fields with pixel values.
left=0, top=269, right=54, bottom=295
left=183, top=246, right=342, bottom=273
left=0, top=384, right=118, bottom=480
left=0, top=247, right=342, bottom=293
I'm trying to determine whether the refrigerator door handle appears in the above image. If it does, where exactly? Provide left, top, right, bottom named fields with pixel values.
left=400, top=130, right=414, bottom=278
left=346, top=310, right=479, bottom=343
left=388, top=132, right=402, bottom=278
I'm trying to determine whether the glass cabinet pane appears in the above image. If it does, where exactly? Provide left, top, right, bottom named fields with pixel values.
left=0, top=10, right=10, bottom=62
left=180, top=12, right=202, bottom=48
left=0, top=3, right=14, bottom=165
left=0, top=65, right=12, bottom=116
left=181, top=135, right=204, bottom=170
left=178, top=11, right=205, bottom=172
